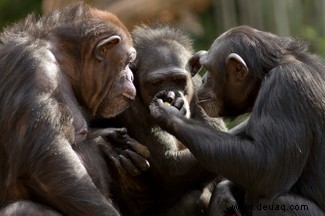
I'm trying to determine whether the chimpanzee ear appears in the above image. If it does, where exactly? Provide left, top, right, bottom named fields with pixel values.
left=95, top=35, right=121, bottom=61
left=226, top=53, right=249, bottom=80
left=186, top=50, right=207, bottom=77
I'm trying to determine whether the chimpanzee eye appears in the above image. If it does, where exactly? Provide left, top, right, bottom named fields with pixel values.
left=149, top=78, right=163, bottom=86
left=151, top=80, right=162, bottom=86
left=173, top=77, right=186, bottom=85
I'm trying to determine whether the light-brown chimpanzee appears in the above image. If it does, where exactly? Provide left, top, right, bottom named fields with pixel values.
left=0, top=3, right=150, bottom=216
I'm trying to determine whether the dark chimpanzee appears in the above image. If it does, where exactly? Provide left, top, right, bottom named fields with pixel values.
left=149, top=25, right=325, bottom=215
left=92, top=24, right=227, bottom=216
left=0, top=3, right=150, bottom=216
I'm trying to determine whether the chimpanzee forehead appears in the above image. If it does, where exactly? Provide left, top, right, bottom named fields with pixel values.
left=140, top=43, right=191, bottom=69
left=205, top=43, right=228, bottom=66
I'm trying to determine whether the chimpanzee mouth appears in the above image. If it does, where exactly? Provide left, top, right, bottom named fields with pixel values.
left=197, top=96, right=213, bottom=103
left=122, top=94, right=136, bottom=101
left=97, top=95, right=133, bottom=118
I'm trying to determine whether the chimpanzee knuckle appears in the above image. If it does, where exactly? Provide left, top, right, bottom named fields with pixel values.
left=155, top=90, right=168, bottom=99
left=100, top=128, right=119, bottom=137
left=156, top=98, right=165, bottom=108
left=120, top=155, right=141, bottom=176
left=112, top=158, right=127, bottom=175
left=174, top=97, right=185, bottom=109
left=126, top=141, right=150, bottom=159
left=166, top=91, right=175, bottom=103
left=125, top=149, right=150, bottom=171
left=149, top=105, right=156, bottom=116
left=126, top=139, right=139, bottom=146
left=109, top=131, right=130, bottom=144
left=117, top=127, right=128, bottom=135
left=99, top=144, right=115, bottom=157
left=181, top=108, right=187, bottom=116
left=108, top=155, right=122, bottom=169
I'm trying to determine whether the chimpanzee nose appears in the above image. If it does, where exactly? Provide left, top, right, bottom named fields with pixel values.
left=126, top=66, right=134, bottom=82
left=126, top=69, right=134, bottom=82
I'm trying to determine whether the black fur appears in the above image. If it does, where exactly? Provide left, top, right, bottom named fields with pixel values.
left=149, top=26, right=325, bottom=215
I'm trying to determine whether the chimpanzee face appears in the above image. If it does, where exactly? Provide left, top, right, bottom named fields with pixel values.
left=134, top=41, right=193, bottom=110
left=190, top=37, right=259, bottom=118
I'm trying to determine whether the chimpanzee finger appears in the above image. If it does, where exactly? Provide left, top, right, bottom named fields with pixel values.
left=108, top=128, right=128, bottom=141
left=173, top=97, right=184, bottom=110
left=110, top=128, right=130, bottom=144
left=119, top=155, right=141, bottom=176
left=115, top=127, right=128, bottom=135
left=110, top=156, right=127, bottom=175
left=91, top=127, right=127, bottom=139
left=126, top=140, right=150, bottom=159
left=180, top=107, right=187, bottom=116
left=106, top=127, right=128, bottom=136
left=125, top=149, right=150, bottom=171
left=149, top=100, right=159, bottom=118
left=165, top=91, right=175, bottom=103
left=153, top=90, right=168, bottom=101
left=156, top=98, right=166, bottom=108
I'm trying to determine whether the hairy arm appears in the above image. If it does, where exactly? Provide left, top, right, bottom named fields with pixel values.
left=118, top=100, right=214, bottom=188
left=4, top=93, right=119, bottom=216
left=149, top=73, right=310, bottom=198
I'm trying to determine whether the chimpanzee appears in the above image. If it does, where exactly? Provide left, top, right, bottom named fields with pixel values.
left=0, top=3, right=150, bottom=216
left=91, top=24, right=227, bottom=216
left=149, top=25, right=325, bottom=215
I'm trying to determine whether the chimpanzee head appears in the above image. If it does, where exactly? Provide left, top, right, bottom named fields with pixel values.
left=51, top=5, right=137, bottom=118
left=131, top=24, right=194, bottom=117
left=188, top=26, right=286, bottom=117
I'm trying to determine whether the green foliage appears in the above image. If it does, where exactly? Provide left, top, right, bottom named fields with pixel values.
left=0, top=0, right=42, bottom=31
left=300, top=25, right=325, bottom=58
left=191, top=6, right=218, bottom=51
left=225, top=113, right=250, bottom=129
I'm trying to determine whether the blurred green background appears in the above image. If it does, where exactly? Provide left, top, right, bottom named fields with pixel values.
left=0, top=0, right=41, bottom=29
left=2, top=0, right=325, bottom=56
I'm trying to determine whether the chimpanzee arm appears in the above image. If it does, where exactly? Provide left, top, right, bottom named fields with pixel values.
left=3, top=96, right=119, bottom=216
left=149, top=68, right=311, bottom=198
left=150, top=128, right=215, bottom=187
left=114, top=100, right=215, bottom=188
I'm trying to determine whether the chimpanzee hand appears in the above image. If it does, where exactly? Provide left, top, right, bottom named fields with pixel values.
left=149, top=90, right=187, bottom=126
left=210, top=180, right=244, bottom=216
left=92, top=128, right=150, bottom=176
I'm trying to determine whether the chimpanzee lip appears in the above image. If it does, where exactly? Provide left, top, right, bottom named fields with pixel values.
left=122, top=93, right=136, bottom=101
left=197, top=97, right=212, bottom=103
